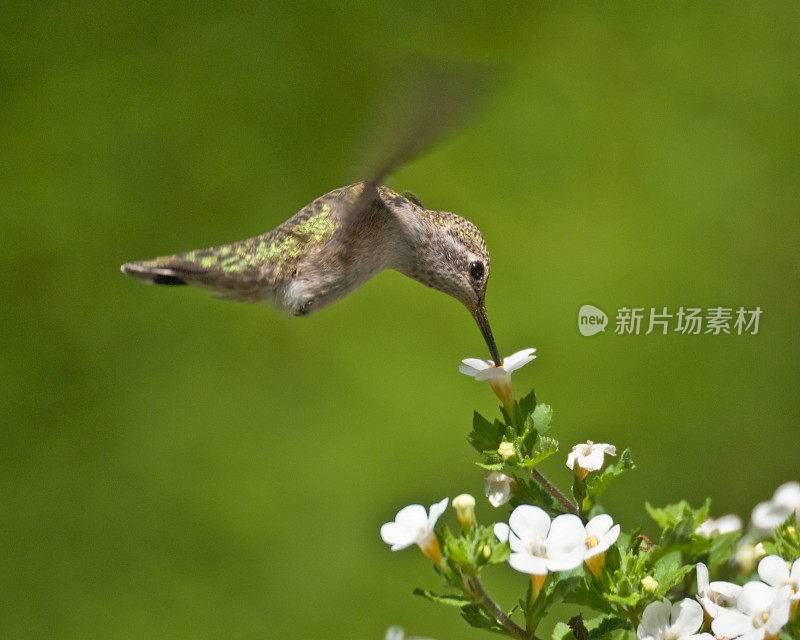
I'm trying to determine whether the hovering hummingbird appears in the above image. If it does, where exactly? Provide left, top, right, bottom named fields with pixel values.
left=121, top=63, right=502, bottom=364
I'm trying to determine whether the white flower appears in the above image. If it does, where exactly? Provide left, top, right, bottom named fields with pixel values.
left=751, top=482, right=800, bottom=531
left=712, top=582, right=792, bottom=640
left=583, top=514, right=621, bottom=578
left=758, top=555, right=800, bottom=602
left=459, top=348, right=536, bottom=408
left=380, top=498, right=448, bottom=563
left=504, top=505, right=586, bottom=580
left=694, top=514, right=742, bottom=538
left=484, top=471, right=514, bottom=507
left=695, top=562, right=742, bottom=618
left=566, top=441, right=616, bottom=480
left=637, top=599, right=713, bottom=640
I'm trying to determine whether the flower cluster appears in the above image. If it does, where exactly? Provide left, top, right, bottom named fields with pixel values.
left=378, top=348, right=800, bottom=640
left=694, top=557, right=799, bottom=640
left=493, top=506, right=620, bottom=589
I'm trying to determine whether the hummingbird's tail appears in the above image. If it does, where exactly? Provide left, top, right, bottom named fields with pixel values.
left=121, top=243, right=269, bottom=302
left=120, top=260, right=191, bottom=286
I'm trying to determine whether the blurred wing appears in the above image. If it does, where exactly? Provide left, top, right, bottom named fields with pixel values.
left=344, top=60, right=501, bottom=229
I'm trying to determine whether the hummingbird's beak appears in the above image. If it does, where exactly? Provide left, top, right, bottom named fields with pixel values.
left=472, top=304, right=502, bottom=366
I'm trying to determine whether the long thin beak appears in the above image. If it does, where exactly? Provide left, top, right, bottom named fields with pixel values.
left=472, top=304, right=502, bottom=366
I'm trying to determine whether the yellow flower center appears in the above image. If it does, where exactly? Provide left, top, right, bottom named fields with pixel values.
left=585, top=536, right=598, bottom=548
left=752, top=612, right=769, bottom=629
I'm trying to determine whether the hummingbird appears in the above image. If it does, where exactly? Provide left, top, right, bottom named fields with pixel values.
left=121, top=63, right=502, bottom=365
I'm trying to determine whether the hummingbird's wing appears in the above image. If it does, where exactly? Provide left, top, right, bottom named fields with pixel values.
left=342, top=61, right=498, bottom=233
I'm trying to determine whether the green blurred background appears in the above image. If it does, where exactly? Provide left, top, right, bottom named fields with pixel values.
left=2, top=2, right=798, bottom=638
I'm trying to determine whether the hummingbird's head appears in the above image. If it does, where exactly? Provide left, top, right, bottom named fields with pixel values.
left=403, top=209, right=501, bottom=365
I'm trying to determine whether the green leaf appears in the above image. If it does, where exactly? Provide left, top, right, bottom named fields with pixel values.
left=521, top=435, right=559, bottom=469
left=706, top=530, right=741, bottom=566
left=533, top=435, right=559, bottom=464
left=469, top=411, right=501, bottom=452
left=413, top=588, right=473, bottom=608
left=584, top=614, right=629, bottom=640
left=518, top=388, right=537, bottom=421
left=552, top=622, right=572, bottom=640
left=460, top=603, right=507, bottom=634
left=645, top=498, right=709, bottom=530
left=764, top=516, right=800, bottom=561
left=604, top=592, right=641, bottom=607
left=532, top=403, right=553, bottom=434
left=586, top=448, right=635, bottom=502
left=562, top=581, right=609, bottom=612
left=650, top=554, right=694, bottom=597
left=646, top=498, right=711, bottom=549
left=476, top=461, right=505, bottom=471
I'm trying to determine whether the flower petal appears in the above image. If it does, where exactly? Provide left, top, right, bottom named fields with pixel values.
left=737, top=580, right=776, bottom=615
left=509, top=505, right=551, bottom=541
left=639, top=600, right=671, bottom=637
left=460, top=358, right=492, bottom=373
left=494, top=522, right=510, bottom=542
left=791, top=558, right=800, bottom=583
left=670, top=598, right=703, bottom=636
left=428, top=498, right=449, bottom=528
left=695, top=563, right=710, bottom=595
left=509, top=552, right=548, bottom=575
left=380, top=522, right=415, bottom=549
left=474, top=367, right=509, bottom=382
left=565, top=451, right=579, bottom=470
left=715, top=514, right=742, bottom=534
left=766, top=585, right=792, bottom=633
left=585, top=514, right=613, bottom=539
left=394, top=504, right=429, bottom=530
left=758, top=555, right=790, bottom=587
left=773, top=481, right=800, bottom=510
left=502, top=348, right=536, bottom=372
left=601, top=524, right=621, bottom=549
left=581, top=447, right=607, bottom=471
left=711, top=610, right=752, bottom=638
left=546, top=514, right=586, bottom=570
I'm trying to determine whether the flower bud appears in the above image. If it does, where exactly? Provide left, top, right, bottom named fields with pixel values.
left=735, top=542, right=767, bottom=574
left=497, top=441, right=516, bottom=461
left=452, top=493, right=477, bottom=533
left=481, top=544, right=491, bottom=560
left=641, top=576, right=658, bottom=592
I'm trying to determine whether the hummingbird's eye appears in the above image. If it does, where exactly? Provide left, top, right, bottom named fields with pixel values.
left=469, top=261, right=484, bottom=280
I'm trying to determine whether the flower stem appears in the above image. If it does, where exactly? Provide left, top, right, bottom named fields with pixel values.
left=531, top=469, right=579, bottom=516
left=469, top=576, right=534, bottom=640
